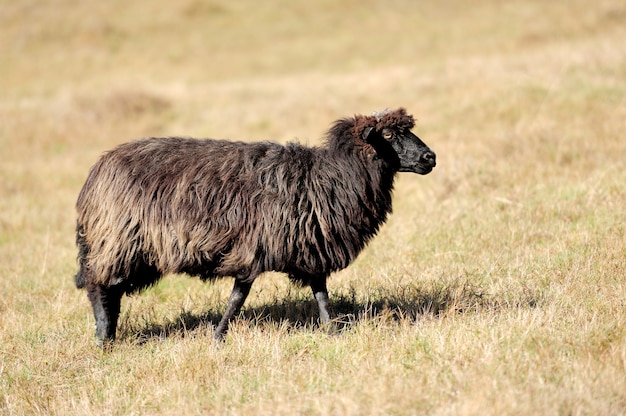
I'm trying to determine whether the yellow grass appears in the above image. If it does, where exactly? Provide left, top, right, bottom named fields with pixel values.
left=1, top=0, right=625, bottom=414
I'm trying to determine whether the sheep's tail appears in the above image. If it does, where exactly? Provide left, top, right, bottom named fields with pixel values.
left=75, top=269, right=86, bottom=289
left=75, top=222, right=88, bottom=289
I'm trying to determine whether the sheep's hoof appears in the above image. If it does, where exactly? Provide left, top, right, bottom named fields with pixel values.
left=95, top=337, right=115, bottom=351
left=320, top=320, right=341, bottom=337
left=213, top=328, right=229, bottom=343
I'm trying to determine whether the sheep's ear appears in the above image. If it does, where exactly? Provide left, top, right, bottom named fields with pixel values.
left=362, top=126, right=375, bottom=142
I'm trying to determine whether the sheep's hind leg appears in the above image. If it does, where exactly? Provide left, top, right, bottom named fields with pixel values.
left=310, top=276, right=335, bottom=332
left=86, top=282, right=122, bottom=348
left=214, top=279, right=253, bottom=341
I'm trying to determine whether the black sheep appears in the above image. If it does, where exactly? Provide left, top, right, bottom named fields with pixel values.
left=75, top=108, right=436, bottom=346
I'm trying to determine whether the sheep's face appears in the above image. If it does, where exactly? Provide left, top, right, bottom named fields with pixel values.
left=365, top=126, right=436, bottom=175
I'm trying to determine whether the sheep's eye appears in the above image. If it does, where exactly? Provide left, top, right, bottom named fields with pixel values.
left=382, top=131, right=393, bottom=140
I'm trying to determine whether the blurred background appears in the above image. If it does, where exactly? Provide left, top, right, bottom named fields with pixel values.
left=4, top=0, right=624, bottom=144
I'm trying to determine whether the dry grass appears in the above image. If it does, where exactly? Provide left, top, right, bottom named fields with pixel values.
left=1, top=0, right=625, bottom=414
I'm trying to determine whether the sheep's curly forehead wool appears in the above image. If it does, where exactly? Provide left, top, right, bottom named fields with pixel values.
left=372, top=108, right=415, bottom=129
left=351, top=108, right=415, bottom=138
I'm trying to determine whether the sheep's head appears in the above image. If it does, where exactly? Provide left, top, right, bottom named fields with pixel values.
left=362, top=108, right=436, bottom=174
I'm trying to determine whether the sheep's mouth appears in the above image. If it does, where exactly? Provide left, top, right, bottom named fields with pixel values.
left=417, top=164, right=434, bottom=174
left=400, top=160, right=435, bottom=175
left=414, top=163, right=435, bottom=175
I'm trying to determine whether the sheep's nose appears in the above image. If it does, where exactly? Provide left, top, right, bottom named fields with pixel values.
left=420, top=151, right=436, bottom=167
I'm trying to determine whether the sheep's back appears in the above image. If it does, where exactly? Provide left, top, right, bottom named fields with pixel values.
left=76, top=137, right=283, bottom=282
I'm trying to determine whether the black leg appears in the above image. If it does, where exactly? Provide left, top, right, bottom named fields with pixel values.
left=310, top=276, right=333, bottom=325
left=86, top=283, right=122, bottom=348
left=214, top=279, right=253, bottom=341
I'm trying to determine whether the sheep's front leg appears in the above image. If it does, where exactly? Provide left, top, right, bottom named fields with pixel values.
left=214, top=279, right=253, bottom=340
left=310, top=276, right=333, bottom=326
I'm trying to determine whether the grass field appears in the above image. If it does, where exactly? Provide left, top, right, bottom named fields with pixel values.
left=1, top=0, right=625, bottom=414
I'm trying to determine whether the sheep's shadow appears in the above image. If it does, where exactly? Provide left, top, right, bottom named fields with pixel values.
left=120, top=278, right=543, bottom=344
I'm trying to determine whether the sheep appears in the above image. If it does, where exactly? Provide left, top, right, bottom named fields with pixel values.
left=74, top=108, right=436, bottom=346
